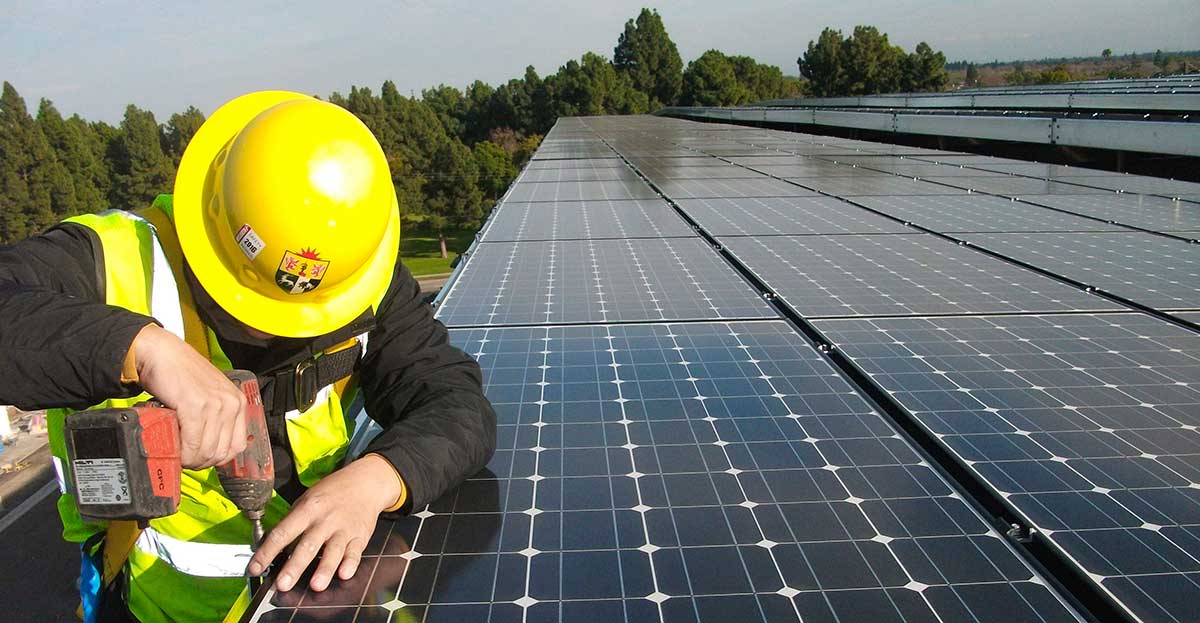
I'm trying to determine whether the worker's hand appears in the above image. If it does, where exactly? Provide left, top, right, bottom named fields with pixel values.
left=132, top=324, right=248, bottom=469
left=246, top=454, right=403, bottom=592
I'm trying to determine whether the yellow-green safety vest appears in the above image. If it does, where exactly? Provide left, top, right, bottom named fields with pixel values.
left=47, top=195, right=380, bottom=623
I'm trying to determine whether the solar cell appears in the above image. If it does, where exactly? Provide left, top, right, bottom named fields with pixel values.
left=1047, top=176, right=1200, bottom=198
left=923, top=177, right=1118, bottom=197
left=435, top=239, right=777, bottom=326
left=637, top=165, right=767, bottom=181
left=1013, top=194, right=1200, bottom=234
left=673, top=196, right=911, bottom=236
left=525, top=158, right=629, bottom=170
left=848, top=195, right=1123, bottom=233
left=814, top=313, right=1200, bottom=623
left=244, top=321, right=1082, bottom=623
left=785, top=176, right=971, bottom=197
left=518, top=167, right=644, bottom=183
left=961, top=232, right=1200, bottom=310
left=719, top=234, right=1119, bottom=318
left=652, top=178, right=820, bottom=199
left=480, top=199, right=696, bottom=242
left=506, top=180, right=660, bottom=203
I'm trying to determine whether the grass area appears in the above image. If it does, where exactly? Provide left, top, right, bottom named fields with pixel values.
left=400, top=228, right=477, bottom=276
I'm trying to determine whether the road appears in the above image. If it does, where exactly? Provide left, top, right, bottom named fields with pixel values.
left=0, top=479, right=78, bottom=622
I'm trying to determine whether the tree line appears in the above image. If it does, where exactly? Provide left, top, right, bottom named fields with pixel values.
left=1, top=8, right=961, bottom=246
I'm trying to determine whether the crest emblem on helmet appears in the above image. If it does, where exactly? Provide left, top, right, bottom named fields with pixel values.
left=276, top=248, right=330, bottom=294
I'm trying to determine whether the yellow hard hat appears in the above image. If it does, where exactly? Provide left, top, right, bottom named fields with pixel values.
left=175, top=91, right=400, bottom=338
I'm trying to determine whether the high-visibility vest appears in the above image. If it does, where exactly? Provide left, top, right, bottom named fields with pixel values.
left=47, top=195, right=381, bottom=623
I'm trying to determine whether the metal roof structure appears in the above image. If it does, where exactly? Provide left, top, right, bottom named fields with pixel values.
left=244, top=112, right=1199, bottom=623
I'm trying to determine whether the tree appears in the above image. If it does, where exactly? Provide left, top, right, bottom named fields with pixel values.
left=38, top=99, right=107, bottom=215
left=1153, top=49, right=1166, bottom=69
left=901, top=42, right=949, bottom=92
left=613, top=8, right=684, bottom=107
left=1102, top=48, right=1113, bottom=60
left=423, top=140, right=482, bottom=258
left=514, top=134, right=542, bottom=168
left=798, top=28, right=845, bottom=97
left=553, top=53, right=649, bottom=117
left=964, top=63, right=980, bottom=87
left=160, top=106, right=205, bottom=166
left=473, top=140, right=517, bottom=201
left=840, top=26, right=905, bottom=95
left=0, top=82, right=73, bottom=240
left=109, top=105, right=176, bottom=210
left=680, top=50, right=745, bottom=106
left=729, top=55, right=797, bottom=102
left=422, top=84, right=467, bottom=139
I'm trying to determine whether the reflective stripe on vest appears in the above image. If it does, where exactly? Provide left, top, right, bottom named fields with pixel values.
left=134, top=527, right=253, bottom=578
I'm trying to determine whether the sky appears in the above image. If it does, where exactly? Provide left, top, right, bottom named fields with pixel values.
left=3, top=0, right=1197, bottom=123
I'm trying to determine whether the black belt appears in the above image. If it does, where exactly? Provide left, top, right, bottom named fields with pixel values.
left=259, top=341, right=362, bottom=417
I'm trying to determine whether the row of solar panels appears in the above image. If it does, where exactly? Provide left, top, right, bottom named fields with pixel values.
left=755, top=75, right=1200, bottom=112
left=246, top=114, right=1199, bottom=623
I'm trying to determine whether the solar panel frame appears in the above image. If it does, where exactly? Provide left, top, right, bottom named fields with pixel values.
left=718, top=234, right=1121, bottom=318
left=1006, top=194, right=1200, bottom=234
left=813, top=313, right=1200, bottom=623
left=434, top=238, right=778, bottom=327
left=244, top=321, right=1085, bottom=623
left=922, top=177, right=1121, bottom=197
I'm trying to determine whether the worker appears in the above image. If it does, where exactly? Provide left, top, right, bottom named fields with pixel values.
left=0, top=91, right=497, bottom=623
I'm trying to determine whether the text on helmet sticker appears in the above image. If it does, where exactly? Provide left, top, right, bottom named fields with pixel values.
left=275, top=248, right=330, bottom=295
left=234, top=224, right=266, bottom=261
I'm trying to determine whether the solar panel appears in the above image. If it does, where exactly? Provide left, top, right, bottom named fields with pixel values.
left=674, top=196, right=911, bottom=237
left=637, top=165, right=769, bottom=181
left=526, top=159, right=629, bottom=170
left=652, top=178, right=820, bottom=199
left=848, top=195, right=1124, bottom=233
left=505, top=180, right=661, bottom=203
left=751, top=163, right=893, bottom=178
left=518, top=167, right=644, bottom=183
left=1008, top=194, right=1200, bottom=235
left=813, top=313, right=1200, bottom=623
left=923, top=177, right=1117, bottom=197
left=1047, top=176, right=1200, bottom=199
left=435, top=239, right=777, bottom=326
left=244, top=321, right=1083, bottom=623
left=961, top=232, right=1200, bottom=311
left=718, top=234, right=1120, bottom=318
left=480, top=199, right=696, bottom=242
left=785, top=176, right=971, bottom=197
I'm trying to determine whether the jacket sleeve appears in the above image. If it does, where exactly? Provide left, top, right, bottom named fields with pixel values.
left=0, top=223, right=157, bottom=410
left=358, top=261, right=497, bottom=512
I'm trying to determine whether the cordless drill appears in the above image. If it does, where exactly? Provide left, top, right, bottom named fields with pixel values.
left=63, top=370, right=274, bottom=546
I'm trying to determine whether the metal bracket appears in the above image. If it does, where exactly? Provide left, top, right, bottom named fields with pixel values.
left=1006, top=522, right=1036, bottom=544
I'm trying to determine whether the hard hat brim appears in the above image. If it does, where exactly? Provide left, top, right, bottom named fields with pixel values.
left=175, top=91, right=400, bottom=338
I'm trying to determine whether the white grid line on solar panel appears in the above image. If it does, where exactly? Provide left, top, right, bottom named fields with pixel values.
left=848, top=195, right=1125, bottom=233
left=1045, top=176, right=1200, bottom=199
left=813, top=313, right=1200, bottom=623
left=960, top=232, right=1200, bottom=311
left=651, top=178, right=820, bottom=199
left=625, top=157, right=734, bottom=168
left=636, top=165, right=769, bottom=182
left=858, top=164, right=1055, bottom=178
left=525, top=159, right=629, bottom=170
left=518, top=167, right=643, bottom=183
left=781, top=175, right=973, bottom=197
left=674, top=196, right=910, bottom=237
left=246, top=321, right=1085, bottom=623
left=924, top=177, right=1123, bottom=197
left=434, top=238, right=777, bottom=327
left=479, top=199, right=696, bottom=242
left=719, top=234, right=1120, bottom=318
left=1011, top=194, right=1200, bottom=234
left=533, top=149, right=620, bottom=160
left=505, top=180, right=660, bottom=203
left=745, top=163, right=894, bottom=178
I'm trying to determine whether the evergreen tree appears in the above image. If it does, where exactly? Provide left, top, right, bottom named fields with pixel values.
left=37, top=99, right=106, bottom=214
left=841, top=26, right=905, bottom=95
left=613, top=8, right=684, bottom=107
left=554, top=53, right=649, bottom=117
left=964, top=63, right=980, bottom=87
left=0, top=82, right=74, bottom=241
left=901, top=42, right=949, bottom=92
left=422, top=84, right=467, bottom=139
left=798, top=28, right=846, bottom=97
left=424, top=140, right=482, bottom=258
left=680, top=50, right=744, bottom=106
left=473, top=140, right=517, bottom=201
left=109, top=105, right=175, bottom=210
left=161, top=106, right=205, bottom=166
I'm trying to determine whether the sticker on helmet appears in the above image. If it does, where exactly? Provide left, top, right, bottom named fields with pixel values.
left=234, top=224, right=265, bottom=261
left=275, top=248, right=330, bottom=295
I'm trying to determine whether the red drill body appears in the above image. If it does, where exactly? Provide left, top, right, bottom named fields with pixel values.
left=64, top=370, right=274, bottom=544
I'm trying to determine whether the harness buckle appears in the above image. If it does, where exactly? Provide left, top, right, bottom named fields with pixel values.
left=293, top=358, right=319, bottom=413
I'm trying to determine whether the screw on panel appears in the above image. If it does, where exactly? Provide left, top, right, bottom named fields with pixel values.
left=1006, top=523, right=1035, bottom=544
left=817, top=343, right=834, bottom=354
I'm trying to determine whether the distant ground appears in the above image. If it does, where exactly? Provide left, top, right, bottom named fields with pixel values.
left=399, top=228, right=475, bottom=277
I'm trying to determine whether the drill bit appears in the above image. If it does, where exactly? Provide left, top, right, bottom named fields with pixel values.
left=248, top=510, right=265, bottom=550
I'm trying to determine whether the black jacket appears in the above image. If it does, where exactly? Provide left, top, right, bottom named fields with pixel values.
left=0, top=222, right=496, bottom=512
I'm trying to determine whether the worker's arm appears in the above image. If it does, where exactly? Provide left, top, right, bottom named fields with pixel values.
left=0, top=223, right=250, bottom=468
left=248, top=260, right=497, bottom=592
left=0, top=224, right=152, bottom=409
